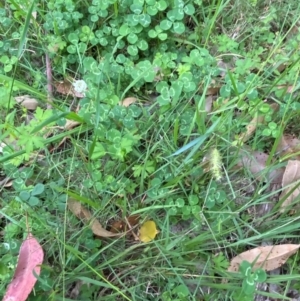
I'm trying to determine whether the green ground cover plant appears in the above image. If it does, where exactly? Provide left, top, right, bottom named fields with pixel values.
left=2, top=0, right=300, bottom=300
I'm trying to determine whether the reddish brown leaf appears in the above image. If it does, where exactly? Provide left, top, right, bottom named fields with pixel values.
left=110, top=220, right=124, bottom=233
left=3, top=233, right=44, bottom=301
left=110, top=215, right=140, bottom=233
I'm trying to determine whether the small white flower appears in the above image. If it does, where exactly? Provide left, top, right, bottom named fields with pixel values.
left=72, top=79, right=87, bottom=94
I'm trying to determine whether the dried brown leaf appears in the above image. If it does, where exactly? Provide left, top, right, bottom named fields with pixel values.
left=238, top=103, right=278, bottom=143
left=276, top=63, right=288, bottom=73
left=228, top=244, right=300, bottom=272
left=15, top=95, right=39, bottom=110
left=217, top=59, right=231, bottom=77
left=279, top=160, right=300, bottom=212
left=119, top=97, right=137, bottom=107
left=282, top=160, right=300, bottom=184
left=237, top=149, right=284, bottom=184
left=269, top=103, right=280, bottom=112
left=3, top=180, right=13, bottom=187
left=110, top=220, right=124, bottom=233
left=277, top=85, right=297, bottom=94
left=286, top=24, right=300, bottom=39
left=54, top=79, right=85, bottom=98
left=239, top=114, right=265, bottom=142
left=205, top=86, right=220, bottom=96
left=64, top=120, right=81, bottom=130
left=277, top=135, right=300, bottom=160
left=205, top=95, right=213, bottom=113
left=68, top=199, right=120, bottom=238
left=110, top=215, right=140, bottom=233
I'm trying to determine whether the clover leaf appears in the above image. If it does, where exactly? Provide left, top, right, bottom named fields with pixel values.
left=179, top=72, right=196, bottom=92
left=133, top=60, right=156, bottom=82
left=91, top=142, right=106, bottom=160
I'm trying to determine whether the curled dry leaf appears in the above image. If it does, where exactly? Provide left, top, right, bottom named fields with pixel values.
left=279, top=160, right=300, bottom=212
left=217, top=59, right=231, bottom=77
left=205, top=86, right=220, bottom=96
left=64, top=120, right=81, bottom=130
left=68, top=199, right=120, bottom=238
left=228, top=244, right=300, bottom=273
left=3, top=233, right=44, bottom=301
left=277, top=84, right=297, bottom=94
left=3, top=180, right=13, bottom=187
left=237, top=149, right=284, bottom=184
left=199, top=78, right=220, bottom=97
left=277, top=135, right=300, bottom=160
left=238, top=150, right=268, bottom=175
left=205, top=95, right=213, bottom=113
left=119, top=97, right=137, bottom=107
left=238, top=103, right=279, bottom=143
left=238, top=114, right=265, bottom=143
left=15, top=95, right=39, bottom=110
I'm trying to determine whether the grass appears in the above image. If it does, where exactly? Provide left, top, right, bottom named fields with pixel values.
left=2, top=0, right=300, bottom=300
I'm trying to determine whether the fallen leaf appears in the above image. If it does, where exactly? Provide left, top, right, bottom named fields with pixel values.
left=3, top=180, right=13, bottom=187
left=217, top=59, right=232, bottom=77
left=54, top=79, right=85, bottom=98
left=238, top=150, right=268, bottom=174
left=15, top=95, right=39, bottom=110
left=228, top=244, right=300, bottom=273
left=286, top=24, right=300, bottom=39
left=205, top=86, right=220, bottom=96
left=205, top=95, right=213, bottom=113
left=277, top=135, right=300, bottom=160
left=238, top=114, right=265, bottom=143
left=68, top=199, right=120, bottom=238
left=279, top=160, right=300, bottom=212
left=139, top=220, right=159, bottom=243
left=119, top=97, right=137, bottom=107
left=110, top=215, right=140, bottom=233
left=238, top=103, right=279, bottom=143
left=110, top=220, right=124, bottom=233
left=237, top=148, right=284, bottom=184
left=64, top=120, right=81, bottom=130
left=3, top=233, right=44, bottom=301
left=276, top=84, right=297, bottom=94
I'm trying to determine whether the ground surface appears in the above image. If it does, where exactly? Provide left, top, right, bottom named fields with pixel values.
left=1, top=0, right=300, bottom=300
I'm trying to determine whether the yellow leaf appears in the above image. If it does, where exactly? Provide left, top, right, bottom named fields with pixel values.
left=139, top=220, right=159, bottom=243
